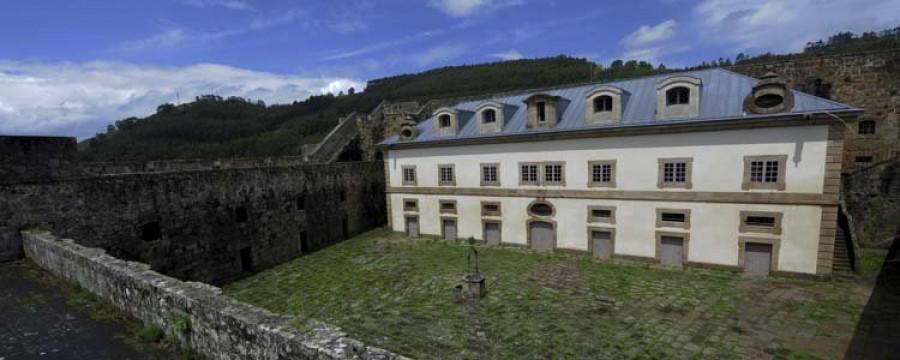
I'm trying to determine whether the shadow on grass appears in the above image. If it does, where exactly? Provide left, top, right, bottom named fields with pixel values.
left=845, top=235, right=900, bottom=359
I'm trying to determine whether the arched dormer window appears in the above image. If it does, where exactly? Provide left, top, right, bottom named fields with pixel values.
left=524, top=94, right=561, bottom=129
left=585, top=85, right=624, bottom=125
left=593, top=96, right=613, bottom=113
left=482, top=109, right=497, bottom=123
left=666, top=87, right=690, bottom=106
left=433, top=108, right=460, bottom=137
left=475, top=101, right=508, bottom=134
left=656, top=76, right=701, bottom=119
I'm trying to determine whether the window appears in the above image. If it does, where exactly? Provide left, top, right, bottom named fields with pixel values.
left=656, top=209, right=691, bottom=229
left=296, top=196, right=306, bottom=211
left=438, top=164, right=455, bottom=186
left=440, top=200, right=457, bottom=214
left=856, top=156, right=874, bottom=163
left=401, top=165, right=417, bottom=186
left=140, top=222, right=161, bottom=242
left=658, top=158, right=693, bottom=189
left=543, top=163, right=565, bottom=185
left=403, top=199, right=418, bottom=212
left=236, top=206, right=249, bottom=223
left=587, top=206, right=616, bottom=224
left=536, top=102, right=547, bottom=122
left=754, top=94, right=784, bottom=109
left=858, top=120, right=876, bottom=135
left=529, top=202, right=554, bottom=217
left=739, top=211, right=783, bottom=235
left=482, top=109, right=497, bottom=123
left=520, top=163, right=539, bottom=185
left=593, top=95, right=613, bottom=113
left=481, top=201, right=502, bottom=217
left=588, top=160, right=616, bottom=187
left=666, top=87, right=690, bottom=105
left=439, top=114, right=452, bottom=128
left=743, top=155, right=787, bottom=190
left=480, top=163, right=500, bottom=186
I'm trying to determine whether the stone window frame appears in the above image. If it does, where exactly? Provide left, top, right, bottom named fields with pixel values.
left=527, top=199, right=556, bottom=218
left=742, top=155, right=787, bottom=191
left=476, top=102, right=506, bottom=134
left=655, top=231, right=691, bottom=265
left=587, top=226, right=616, bottom=259
left=585, top=86, right=624, bottom=125
left=432, top=108, right=460, bottom=137
left=656, top=76, right=701, bottom=120
left=524, top=94, right=560, bottom=129
left=438, top=164, right=456, bottom=186
left=542, top=161, right=566, bottom=186
left=657, top=157, right=693, bottom=189
left=738, top=236, right=781, bottom=273
left=439, top=199, right=458, bottom=215
left=587, top=205, right=616, bottom=224
left=588, top=160, right=617, bottom=188
left=402, top=198, right=419, bottom=212
left=519, top=162, right=541, bottom=186
left=401, top=165, right=417, bottom=186
left=656, top=208, right=691, bottom=229
left=739, top=211, right=783, bottom=235
left=481, top=201, right=502, bottom=217
left=480, top=163, right=501, bottom=187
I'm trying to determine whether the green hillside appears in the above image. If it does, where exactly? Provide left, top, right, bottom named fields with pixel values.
left=80, top=28, right=900, bottom=161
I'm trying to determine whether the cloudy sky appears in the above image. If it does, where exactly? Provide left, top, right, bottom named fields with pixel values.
left=1, top=0, right=898, bottom=139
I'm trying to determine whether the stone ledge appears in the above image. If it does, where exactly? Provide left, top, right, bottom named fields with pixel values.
left=22, top=230, right=407, bottom=360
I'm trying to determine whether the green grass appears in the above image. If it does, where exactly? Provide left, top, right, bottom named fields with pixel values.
left=857, top=248, right=889, bottom=278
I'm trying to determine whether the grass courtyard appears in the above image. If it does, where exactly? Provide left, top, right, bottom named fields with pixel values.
left=223, top=229, right=886, bottom=359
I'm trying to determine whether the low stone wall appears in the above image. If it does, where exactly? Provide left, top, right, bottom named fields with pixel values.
left=23, top=230, right=406, bottom=360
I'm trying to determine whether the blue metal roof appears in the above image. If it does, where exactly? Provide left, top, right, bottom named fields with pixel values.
left=380, top=68, right=859, bottom=145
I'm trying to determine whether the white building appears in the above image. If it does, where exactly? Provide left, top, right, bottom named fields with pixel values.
left=377, top=69, right=860, bottom=278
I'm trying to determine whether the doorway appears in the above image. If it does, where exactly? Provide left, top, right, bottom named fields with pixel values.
left=529, top=221, right=554, bottom=252
left=484, top=222, right=501, bottom=245
left=591, top=229, right=614, bottom=259
left=659, top=236, right=684, bottom=266
left=443, top=218, right=457, bottom=240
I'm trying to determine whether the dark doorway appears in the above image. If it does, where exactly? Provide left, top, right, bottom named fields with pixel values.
left=240, top=247, right=253, bottom=272
left=140, top=222, right=161, bottom=242
left=300, top=231, right=310, bottom=253
left=235, top=207, right=249, bottom=223
left=342, top=217, right=349, bottom=239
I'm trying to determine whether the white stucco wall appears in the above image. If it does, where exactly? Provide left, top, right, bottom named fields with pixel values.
left=387, top=125, right=829, bottom=193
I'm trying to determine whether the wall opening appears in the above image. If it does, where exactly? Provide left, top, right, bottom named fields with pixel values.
left=240, top=247, right=253, bottom=272
left=342, top=217, right=349, bottom=239
left=296, top=196, right=306, bottom=211
left=140, top=221, right=161, bottom=242
left=235, top=206, right=249, bottom=223
left=300, top=231, right=310, bottom=253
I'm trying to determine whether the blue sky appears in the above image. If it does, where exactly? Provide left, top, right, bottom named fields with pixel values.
left=1, top=0, right=898, bottom=138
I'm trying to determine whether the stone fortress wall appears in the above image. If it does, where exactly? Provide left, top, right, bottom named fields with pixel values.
left=0, top=136, right=386, bottom=283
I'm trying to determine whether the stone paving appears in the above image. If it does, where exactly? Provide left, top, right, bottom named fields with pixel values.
left=225, top=229, right=888, bottom=360
left=0, top=260, right=175, bottom=360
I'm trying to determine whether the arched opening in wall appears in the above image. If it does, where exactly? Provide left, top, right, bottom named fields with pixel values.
left=593, top=95, right=613, bottom=113
left=140, top=221, right=161, bottom=242
left=666, top=87, right=690, bottom=106
left=754, top=94, right=785, bottom=109
left=235, top=206, right=249, bottom=223
left=858, top=120, right=876, bottom=135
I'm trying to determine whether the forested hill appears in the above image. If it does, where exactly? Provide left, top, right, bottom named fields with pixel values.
left=81, top=28, right=900, bottom=161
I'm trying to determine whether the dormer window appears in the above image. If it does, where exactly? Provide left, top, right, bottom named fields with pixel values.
left=524, top=94, right=560, bottom=129
left=439, top=114, right=452, bottom=127
left=482, top=109, right=496, bottom=123
left=656, top=76, right=701, bottom=120
left=666, top=87, right=690, bottom=106
left=593, top=96, right=613, bottom=112
left=433, top=108, right=460, bottom=137
left=536, top=102, right=547, bottom=122
left=743, top=72, right=794, bottom=115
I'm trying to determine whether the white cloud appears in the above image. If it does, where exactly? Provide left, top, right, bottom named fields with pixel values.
left=117, top=28, right=187, bottom=52
left=694, top=0, right=900, bottom=53
left=332, top=18, right=369, bottom=34
left=619, top=19, right=686, bottom=62
left=412, top=44, right=468, bottom=66
left=622, top=20, right=677, bottom=48
left=490, top=49, right=524, bottom=61
left=184, top=0, right=255, bottom=11
left=428, top=0, right=525, bottom=18
left=0, top=61, right=365, bottom=139
left=321, top=29, right=447, bottom=60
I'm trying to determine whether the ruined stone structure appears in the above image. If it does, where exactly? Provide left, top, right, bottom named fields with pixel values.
left=842, top=159, right=900, bottom=248
left=0, top=136, right=386, bottom=283
left=0, top=136, right=80, bottom=185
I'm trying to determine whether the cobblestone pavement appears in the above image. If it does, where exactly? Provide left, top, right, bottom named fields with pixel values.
left=225, top=229, right=890, bottom=359
left=0, top=260, right=173, bottom=360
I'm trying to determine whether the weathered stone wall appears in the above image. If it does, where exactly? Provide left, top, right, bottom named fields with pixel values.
left=729, top=49, right=900, bottom=173
left=0, top=136, right=79, bottom=185
left=22, top=230, right=405, bottom=360
left=1, top=162, right=386, bottom=282
left=842, top=159, right=900, bottom=248
left=78, top=156, right=308, bottom=176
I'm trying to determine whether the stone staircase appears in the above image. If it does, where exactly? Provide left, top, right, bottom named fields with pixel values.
left=833, top=225, right=855, bottom=278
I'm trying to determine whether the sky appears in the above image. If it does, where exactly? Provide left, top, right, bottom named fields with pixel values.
left=0, top=0, right=898, bottom=139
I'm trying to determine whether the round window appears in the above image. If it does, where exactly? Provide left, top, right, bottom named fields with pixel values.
left=754, top=94, right=784, bottom=109
left=400, top=129, right=413, bottom=139
left=529, top=202, right=554, bottom=217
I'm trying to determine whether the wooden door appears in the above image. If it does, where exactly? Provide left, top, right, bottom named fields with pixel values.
left=484, top=222, right=501, bottom=245
left=591, top=230, right=613, bottom=259
left=744, top=243, right=773, bottom=275
left=660, top=236, right=684, bottom=266
left=406, top=217, right=419, bottom=238
left=443, top=219, right=457, bottom=240
left=529, top=221, right=554, bottom=252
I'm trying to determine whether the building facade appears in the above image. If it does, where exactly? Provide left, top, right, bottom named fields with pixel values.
left=378, top=69, right=860, bottom=278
